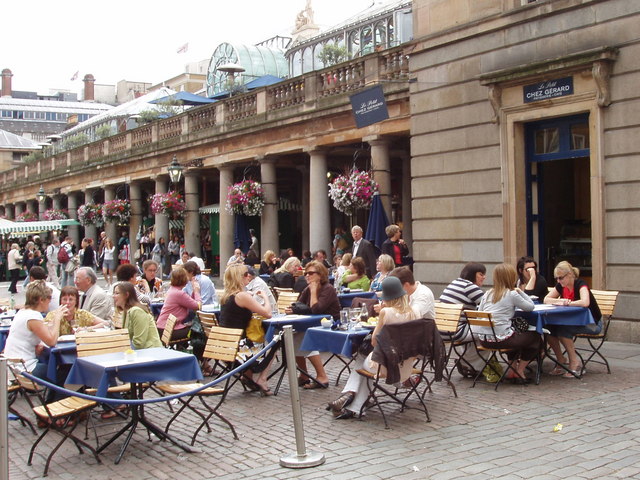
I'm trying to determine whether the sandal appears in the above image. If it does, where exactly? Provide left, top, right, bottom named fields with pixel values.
left=549, top=364, right=568, bottom=376
left=240, top=376, right=260, bottom=392
left=297, top=377, right=311, bottom=387
left=303, top=380, right=329, bottom=390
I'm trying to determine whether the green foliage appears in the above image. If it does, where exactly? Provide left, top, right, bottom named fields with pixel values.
left=62, top=133, right=89, bottom=150
left=22, top=150, right=44, bottom=164
left=318, top=44, right=348, bottom=67
left=95, top=124, right=114, bottom=139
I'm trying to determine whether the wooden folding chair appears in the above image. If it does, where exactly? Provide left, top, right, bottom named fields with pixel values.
left=156, top=326, right=244, bottom=445
left=7, top=360, right=100, bottom=477
left=161, top=313, right=187, bottom=348
left=197, top=311, right=219, bottom=338
left=276, top=291, right=299, bottom=314
left=574, top=289, right=619, bottom=375
left=272, top=287, right=293, bottom=300
left=432, top=302, right=466, bottom=397
left=464, top=310, right=527, bottom=391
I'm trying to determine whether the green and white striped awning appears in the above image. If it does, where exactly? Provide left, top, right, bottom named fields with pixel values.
left=0, top=219, right=80, bottom=235
left=199, top=204, right=220, bottom=214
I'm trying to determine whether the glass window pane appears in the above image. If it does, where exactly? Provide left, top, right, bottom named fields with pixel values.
left=570, top=123, right=589, bottom=150
left=534, top=128, right=559, bottom=154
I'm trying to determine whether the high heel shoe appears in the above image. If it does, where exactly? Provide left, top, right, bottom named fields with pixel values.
left=326, top=392, right=355, bottom=414
left=335, top=408, right=355, bottom=420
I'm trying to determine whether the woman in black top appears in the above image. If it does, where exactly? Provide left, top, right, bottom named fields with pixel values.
left=81, top=238, right=95, bottom=268
left=516, top=256, right=548, bottom=300
left=219, top=263, right=274, bottom=395
left=544, top=261, right=602, bottom=378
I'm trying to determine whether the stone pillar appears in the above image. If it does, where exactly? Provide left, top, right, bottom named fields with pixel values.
left=129, top=182, right=142, bottom=263
left=26, top=200, right=37, bottom=216
left=66, top=193, right=81, bottom=246
left=298, top=165, right=310, bottom=252
left=307, top=149, right=331, bottom=254
left=103, top=186, right=118, bottom=244
left=260, top=158, right=279, bottom=255
left=52, top=194, right=62, bottom=210
left=4, top=204, right=14, bottom=220
left=401, top=153, right=413, bottom=248
left=83, top=189, right=97, bottom=244
left=154, top=176, right=170, bottom=247
left=184, top=171, right=201, bottom=257
left=218, top=166, right=234, bottom=268
left=369, top=137, right=392, bottom=221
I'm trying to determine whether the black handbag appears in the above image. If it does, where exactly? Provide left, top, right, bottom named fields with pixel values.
left=290, top=302, right=312, bottom=315
left=511, top=316, right=530, bottom=333
left=358, top=332, right=374, bottom=356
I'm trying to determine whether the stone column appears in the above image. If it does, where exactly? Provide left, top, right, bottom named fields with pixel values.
left=66, top=193, right=81, bottom=246
left=260, top=158, right=279, bottom=255
left=128, top=182, right=142, bottom=263
left=184, top=171, right=201, bottom=257
left=401, top=153, right=413, bottom=248
left=83, top=189, right=97, bottom=244
left=153, top=176, right=170, bottom=246
left=298, top=164, right=310, bottom=252
left=307, top=149, right=331, bottom=254
left=218, top=166, right=234, bottom=268
left=26, top=200, right=37, bottom=216
left=369, top=137, right=392, bottom=221
left=103, top=186, right=118, bottom=244
left=52, top=194, right=62, bottom=211
left=14, top=202, right=24, bottom=217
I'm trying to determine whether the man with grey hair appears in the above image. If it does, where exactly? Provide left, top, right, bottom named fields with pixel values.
left=350, top=225, right=377, bottom=278
left=75, top=267, right=113, bottom=321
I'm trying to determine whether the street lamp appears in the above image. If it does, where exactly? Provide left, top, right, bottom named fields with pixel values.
left=168, top=155, right=183, bottom=183
left=36, top=185, right=47, bottom=203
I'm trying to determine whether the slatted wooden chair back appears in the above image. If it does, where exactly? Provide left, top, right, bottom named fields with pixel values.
left=201, top=268, right=212, bottom=276
left=203, top=326, right=243, bottom=362
left=434, top=302, right=464, bottom=334
left=590, top=289, right=619, bottom=318
left=277, top=291, right=299, bottom=314
left=197, top=311, right=219, bottom=337
left=75, top=329, right=131, bottom=357
left=273, top=287, right=294, bottom=299
left=161, top=314, right=178, bottom=347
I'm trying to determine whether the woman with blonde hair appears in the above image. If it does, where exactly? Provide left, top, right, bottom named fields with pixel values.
left=370, top=254, right=395, bottom=293
left=471, top=263, right=540, bottom=383
left=268, top=256, right=304, bottom=291
left=102, top=237, right=117, bottom=287
left=219, top=263, right=274, bottom=396
left=259, top=250, right=280, bottom=275
left=544, top=261, right=602, bottom=377
left=327, top=276, right=419, bottom=419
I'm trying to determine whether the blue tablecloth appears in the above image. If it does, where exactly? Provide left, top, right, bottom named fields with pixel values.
left=262, top=314, right=328, bottom=342
left=338, top=290, right=377, bottom=308
left=0, top=325, right=10, bottom=353
left=301, top=326, right=370, bottom=357
left=66, top=347, right=202, bottom=397
left=43, top=341, right=77, bottom=381
left=520, top=305, right=595, bottom=334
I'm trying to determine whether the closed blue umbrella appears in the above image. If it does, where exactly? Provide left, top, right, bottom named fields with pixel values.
left=365, top=193, right=390, bottom=251
left=233, top=214, right=251, bottom=253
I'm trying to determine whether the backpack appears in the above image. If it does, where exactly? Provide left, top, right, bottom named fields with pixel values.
left=58, top=245, right=70, bottom=263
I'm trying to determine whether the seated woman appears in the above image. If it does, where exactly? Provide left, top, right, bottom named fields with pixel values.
left=259, top=250, right=280, bottom=275
left=268, top=256, right=306, bottom=292
left=4, top=281, right=67, bottom=403
left=286, top=261, right=339, bottom=389
left=113, top=282, right=162, bottom=349
left=381, top=224, right=411, bottom=267
left=472, top=263, right=541, bottom=383
left=335, top=253, right=351, bottom=284
left=219, top=263, right=274, bottom=396
left=327, top=276, right=419, bottom=419
left=544, top=261, right=602, bottom=377
left=341, top=257, right=371, bottom=291
left=370, top=254, right=395, bottom=293
left=137, top=260, right=163, bottom=298
left=156, top=266, right=201, bottom=343
left=516, top=256, right=549, bottom=300
left=45, top=286, right=110, bottom=334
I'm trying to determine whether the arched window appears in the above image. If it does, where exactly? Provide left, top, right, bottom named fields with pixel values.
left=302, top=47, right=313, bottom=74
left=292, top=50, right=302, bottom=77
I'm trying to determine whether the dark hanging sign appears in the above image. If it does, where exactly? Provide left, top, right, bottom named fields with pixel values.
left=523, top=77, right=574, bottom=103
left=350, top=85, right=389, bottom=128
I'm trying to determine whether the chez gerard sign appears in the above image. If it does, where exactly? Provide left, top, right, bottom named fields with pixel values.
left=523, top=76, right=574, bottom=103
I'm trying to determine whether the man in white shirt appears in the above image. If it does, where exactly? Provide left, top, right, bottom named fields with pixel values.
left=246, top=267, right=277, bottom=308
left=227, top=248, right=245, bottom=266
left=45, top=238, right=61, bottom=288
left=389, top=266, right=435, bottom=319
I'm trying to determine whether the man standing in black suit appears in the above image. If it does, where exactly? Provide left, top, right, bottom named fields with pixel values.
left=350, top=225, right=377, bottom=278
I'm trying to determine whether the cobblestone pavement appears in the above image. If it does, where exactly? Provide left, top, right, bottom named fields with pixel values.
left=3, top=279, right=640, bottom=479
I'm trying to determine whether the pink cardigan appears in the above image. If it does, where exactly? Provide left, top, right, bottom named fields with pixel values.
left=156, top=286, right=200, bottom=330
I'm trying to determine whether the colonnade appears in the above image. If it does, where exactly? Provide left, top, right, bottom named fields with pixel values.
left=3, top=137, right=405, bottom=270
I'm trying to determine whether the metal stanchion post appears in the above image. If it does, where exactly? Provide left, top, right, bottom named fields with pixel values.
left=0, top=358, right=9, bottom=480
left=279, top=326, right=325, bottom=468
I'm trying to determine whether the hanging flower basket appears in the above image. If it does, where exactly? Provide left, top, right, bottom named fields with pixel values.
left=102, top=199, right=131, bottom=224
left=225, top=180, right=264, bottom=216
left=150, top=191, right=185, bottom=218
left=328, top=168, right=379, bottom=215
left=15, top=211, right=39, bottom=222
left=77, top=203, right=103, bottom=227
left=43, top=208, right=69, bottom=221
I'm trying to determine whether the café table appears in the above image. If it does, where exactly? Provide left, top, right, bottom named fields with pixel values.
left=301, top=325, right=371, bottom=385
left=66, top=347, right=202, bottom=464
left=338, top=290, right=377, bottom=308
left=43, top=340, right=78, bottom=381
left=261, top=314, right=329, bottom=394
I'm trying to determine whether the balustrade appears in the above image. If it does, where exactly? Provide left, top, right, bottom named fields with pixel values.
left=159, top=117, right=182, bottom=140
left=267, top=79, right=305, bottom=110
left=188, top=105, right=216, bottom=132
left=226, top=94, right=257, bottom=122
left=132, top=125, right=153, bottom=147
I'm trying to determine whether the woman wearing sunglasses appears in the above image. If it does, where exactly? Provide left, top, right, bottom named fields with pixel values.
left=544, top=261, right=602, bottom=378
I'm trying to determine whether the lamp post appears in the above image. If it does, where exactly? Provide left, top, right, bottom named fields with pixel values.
left=218, top=63, right=246, bottom=96
left=36, top=185, right=47, bottom=220
left=168, top=155, right=184, bottom=184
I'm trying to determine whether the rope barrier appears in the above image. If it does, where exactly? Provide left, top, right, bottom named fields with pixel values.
left=20, top=335, right=281, bottom=406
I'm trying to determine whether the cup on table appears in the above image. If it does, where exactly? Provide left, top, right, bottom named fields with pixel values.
left=339, top=309, right=349, bottom=330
